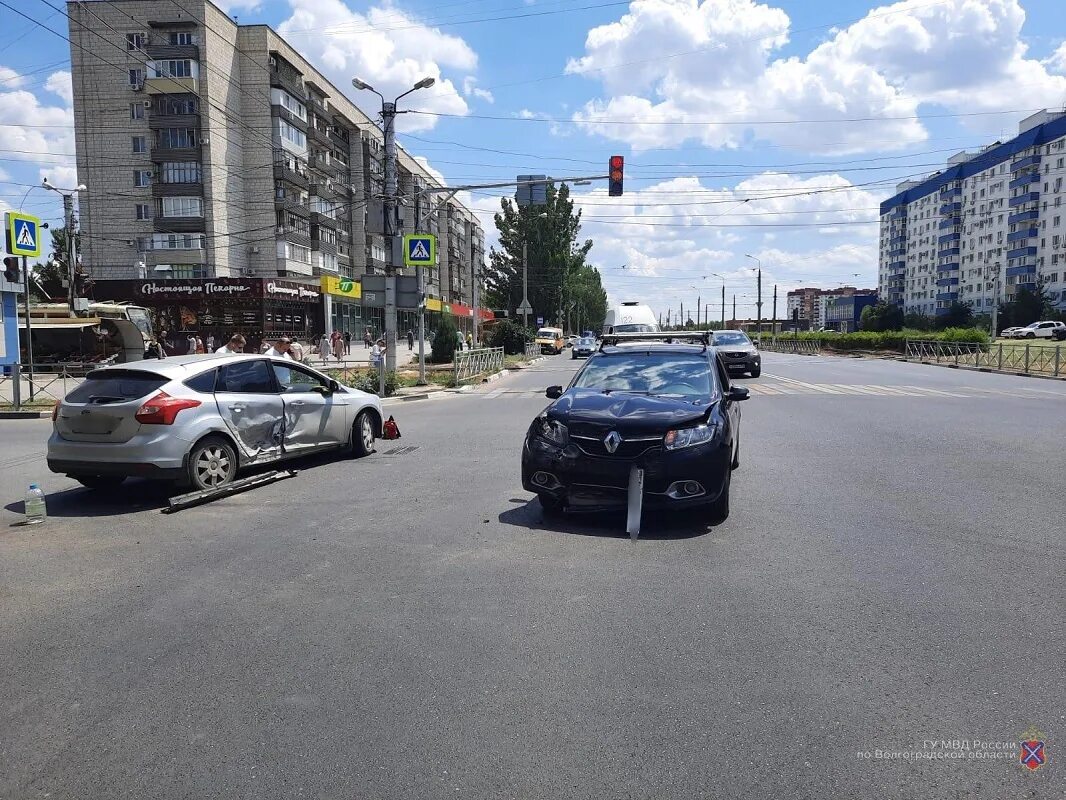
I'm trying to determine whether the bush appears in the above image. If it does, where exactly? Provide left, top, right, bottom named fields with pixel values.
left=328, top=369, right=397, bottom=397
left=431, top=316, right=458, bottom=364
left=484, top=319, right=534, bottom=355
left=772, top=327, right=988, bottom=352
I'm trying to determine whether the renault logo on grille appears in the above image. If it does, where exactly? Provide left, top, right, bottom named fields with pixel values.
left=603, top=431, right=623, bottom=453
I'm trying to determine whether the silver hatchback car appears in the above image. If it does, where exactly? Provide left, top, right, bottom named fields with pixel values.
left=47, top=354, right=384, bottom=491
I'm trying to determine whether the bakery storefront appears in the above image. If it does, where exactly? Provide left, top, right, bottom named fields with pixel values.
left=93, top=278, right=322, bottom=354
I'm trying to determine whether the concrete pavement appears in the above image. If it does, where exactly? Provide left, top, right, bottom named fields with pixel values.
left=0, top=351, right=1061, bottom=799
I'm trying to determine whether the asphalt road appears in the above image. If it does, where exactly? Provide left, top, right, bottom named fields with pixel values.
left=1, top=351, right=1062, bottom=799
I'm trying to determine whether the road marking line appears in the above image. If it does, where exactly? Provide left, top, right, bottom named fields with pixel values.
left=861, top=385, right=920, bottom=396
left=483, top=388, right=506, bottom=399
left=898, top=385, right=969, bottom=397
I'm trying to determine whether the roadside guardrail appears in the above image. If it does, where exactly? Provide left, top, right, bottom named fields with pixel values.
left=904, top=339, right=1063, bottom=377
left=454, top=346, right=505, bottom=384
left=1, top=363, right=87, bottom=409
left=760, top=338, right=822, bottom=355
left=525, top=342, right=540, bottom=359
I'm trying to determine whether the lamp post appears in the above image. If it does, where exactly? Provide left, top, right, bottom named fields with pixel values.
left=709, top=272, right=727, bottom=329
left=42, top=178, right=87, bottom=316
left=745, top=254, right=761, bottom=340
left=351, top=76, right=435, bottom=379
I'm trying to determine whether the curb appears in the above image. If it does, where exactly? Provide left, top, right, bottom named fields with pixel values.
left=901, top=359, right=1066, bottom=382
left=0, top=411, right=50, bottom=419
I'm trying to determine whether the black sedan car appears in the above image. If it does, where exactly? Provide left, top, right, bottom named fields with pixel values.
left=522, top=333, right=748, bottom=522
left=711, top=330, right=760, bottom=377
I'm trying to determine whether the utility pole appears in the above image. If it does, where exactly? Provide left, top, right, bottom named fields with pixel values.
left=732, top=294, right=736, bottom=328
left=721, top=284, right=725, bottom=329
left=756, top=269, right=763, bottom=341
left=990, top=270, right=1000, bottom=337
left=63, top=193, right=76, bottom=315
left=522, top=240, right=529, bottom=328
left=697, top=293, right=701, bottom=328
left=772, top=284, right=777, bottom=336
left=22, top=255, right=35, bottom=400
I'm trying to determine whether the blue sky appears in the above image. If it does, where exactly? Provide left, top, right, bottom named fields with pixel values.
left=2, top=0, right=1065, bottom=319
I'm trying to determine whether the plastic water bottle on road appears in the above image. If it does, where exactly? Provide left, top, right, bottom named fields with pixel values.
left=24, top=484, right=46, bottom=525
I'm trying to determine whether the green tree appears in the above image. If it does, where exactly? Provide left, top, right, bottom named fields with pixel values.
left=997, top=284, right=1063, bottom=330
left=566, top=264, right=608, bottom=333
left=483, top=319, right=533, bottom=355
left=430, top=315, right=458, bottom=364
left=933, top=301, right=974, bottom=330
left=903, top=311, right=934, bottom=330
left=859, top=301, right=904, bottom=331
left=484, top=183, right=599, bottom=329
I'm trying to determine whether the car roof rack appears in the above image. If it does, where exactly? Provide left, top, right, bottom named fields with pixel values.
left=598, top=331, right=710, bottom=351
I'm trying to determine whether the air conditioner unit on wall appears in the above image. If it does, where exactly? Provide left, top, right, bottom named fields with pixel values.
left=200, top=137, right=209, bottom=145
left=143, top=100, right=152, bottom=108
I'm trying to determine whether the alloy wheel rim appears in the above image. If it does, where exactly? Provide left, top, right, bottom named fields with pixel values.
left=196, top=446, right=231, bottom=487
left=362, top=417, right=374, bottom=451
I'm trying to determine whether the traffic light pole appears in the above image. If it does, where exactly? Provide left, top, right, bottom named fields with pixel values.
left=382, top=101, right=398, bottom=376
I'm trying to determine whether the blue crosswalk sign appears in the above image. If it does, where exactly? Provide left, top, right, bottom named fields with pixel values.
left=403, top=234, right=436, bottom=267
left=6, top=212, right=41, bottom=258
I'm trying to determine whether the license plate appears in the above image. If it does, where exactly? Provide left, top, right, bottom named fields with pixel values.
left=69, top=413, right=120, bottom=434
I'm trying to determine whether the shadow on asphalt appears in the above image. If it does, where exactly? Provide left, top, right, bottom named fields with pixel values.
left=499, top=497, right=719, bottom=540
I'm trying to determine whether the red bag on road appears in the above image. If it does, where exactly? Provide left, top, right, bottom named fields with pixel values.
left=382, top=416, right=401, bottom=440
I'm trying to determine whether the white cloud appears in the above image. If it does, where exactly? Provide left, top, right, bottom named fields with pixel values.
left=567, top=0, right=1066, bottom=153
left=277, top=0, right=478, bottom=132
left=0, top=66, right=25, bottom=88
left=208, top=0, right=262, bottom=12
left=1042, top=41, right=1066, bottom=75
left=44, top=71, right=72, bottom=106
left=462, top=76, right=494, bottom=104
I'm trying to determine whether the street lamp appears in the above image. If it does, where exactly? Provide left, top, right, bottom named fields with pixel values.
left=42, top=178, right=87, bottom=315
left=745, top=254, right=762, bottom=339
left=708, top=272, right=727, bottom=329
left=351, top=76, right=436, bottom=382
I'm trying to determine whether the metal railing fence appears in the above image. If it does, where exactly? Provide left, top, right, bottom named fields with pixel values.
left=760, top=338, right=822, bottom=355
left=904, top=339, right=1063, bottom=377
left=454, top=347, right=505, bottom=384
left=525, top=342, right=540, bottom=358
left=1, top=363, right=88, bottom=409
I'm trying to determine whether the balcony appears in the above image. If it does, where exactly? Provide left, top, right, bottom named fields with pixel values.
left=150, top=145, right=201, bottom=163
left=1006, top=228, right=1038, bottom=243
left=937, top=262, right=960, bottom=274
left=308, top=124, right=332, bottom=146
left=310, top=181, right=345, bottom=201
left=1016, top=282, right=1037, bottom=292
left=1008, top=172, right=1039, bottom=190
left=153, top=216, right=204, bottom=234
left=1006, top=245, right=1037, bottom=260
left=939, top=185, right=961, bottom=198
left=1008, top=209, right=1039, bottom=225
left=151, top=181, right=202, bottom=198
left=1010, top=155, right=1040, bottom=172
left=935, top=277, right=959, bottom=287
left=936, top=291, right=959, bottom=302
left=148, top=112, right=200, bottom=130
left=938, top=232, right=960, bottom=245
left=889, top=207, right=905, bottom=219
left=939, top=202, right=961, bottom=215
left=1009, top=192, right=1040, bottom=208
left=273, top=161, right=309, bottom=190
left=274, top=196, right=311, bottom=219
left=310, top=211, right=338, bottom=230
left=888, top=261, right=905, bottom=271
left=1006, top=264, right=1037, bottom=278
left=888, top=247, right=905, bottom=258
left=275, top=225, right=312, bottom=249
left=271, top=105, right=308, bottom=133
left=144, top=43, right=199, bottom=60
left=938, top=247, right=960, bottom=257
left=938, top=218, right=960, bottom=230
left=269, top=64, right=305, bottom=100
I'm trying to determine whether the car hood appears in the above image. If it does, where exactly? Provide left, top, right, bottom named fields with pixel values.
left=549, top=388, right=712, bottom=430
left=715, top=343, right=757, bottom=354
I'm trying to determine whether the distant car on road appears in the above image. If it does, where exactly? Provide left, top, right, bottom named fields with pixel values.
left=1000, top=327, right=1026, bottom=339
left=47, top=355, right=383, bottom=492
left=522, top=332, right=748, bottom=521
left=711, top=330, right=761, bottom=378
left=572, top=337, right=596, bottom=359
left=535, top=327, right=565, bottom=355
left=566, top=335, right=578, bottom=348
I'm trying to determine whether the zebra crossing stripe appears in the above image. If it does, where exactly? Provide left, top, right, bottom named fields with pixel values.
left=861, top=385, right=920, bottom=396
left=898, top=385, right=968, bottom=397
left=482, top=388, right=506, bottom=399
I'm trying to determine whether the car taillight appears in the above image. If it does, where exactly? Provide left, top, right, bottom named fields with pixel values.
left=135, top=391, right=201, bottom=425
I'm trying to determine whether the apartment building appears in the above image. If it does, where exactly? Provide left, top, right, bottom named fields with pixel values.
left=879, top=110, right=1066, bottom=317
left=67, top=0, right=485, bottom=338
left=786, top=286, right=876, bottom=329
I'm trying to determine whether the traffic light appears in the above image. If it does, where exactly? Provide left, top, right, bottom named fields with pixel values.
left=2, top=256, right=20, bottom=284
left=608, top=155, right=624, bottom=197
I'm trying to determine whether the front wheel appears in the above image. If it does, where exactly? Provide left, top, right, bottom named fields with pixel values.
left=1026, top=332, right=1035, bottom=339
left=72, top=474, right=126, bottom=490
left=708, top=470, right=730, bottom=522
left=539, top=494, right=564, bottom=517
left=187, top=436, right=238, bottom=491
left=749, top=366, right=761, bottom=378
left=351, top=409, right=376, bottom=458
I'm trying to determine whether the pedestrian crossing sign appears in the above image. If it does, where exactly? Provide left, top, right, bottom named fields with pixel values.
left=5, top=211, right=41, bottom=258
left=403, top=234, right=436, bottom=267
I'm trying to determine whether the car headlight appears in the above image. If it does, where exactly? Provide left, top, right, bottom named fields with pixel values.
left=536, top=416, right=569, bottom=446
left=663, top=423, right=720, bottom=450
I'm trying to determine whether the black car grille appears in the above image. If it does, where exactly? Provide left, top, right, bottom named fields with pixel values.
left=569, top=423, right=663, bottom=459
left=723, top=350, right=751, bottom=359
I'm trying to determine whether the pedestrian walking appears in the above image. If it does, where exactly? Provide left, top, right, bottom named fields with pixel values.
left=195, top=335, right=205, bottom=354
left=319, top=332, right=331, bottom=363
left=466, top=332, right=473, bottom=350
left=216, top=334, right=246, bottom=354
left=371, top=337, right=385, bottom=371
left=407, top=329, right=414, bottom=351
left=264, top=337, right=294, bottom=360
left=206, top=334, right=215, bottom=353
left=344, top=330, right=352, bottom=354
left=456, top=329, right=465, bottom=353
left=186, top=334, right=197, bottom=354
left=331, top=330, right=344, bottom=362
left=363, top=327, right=372, bottom=349
left=289, top=338, right=305, bottom=362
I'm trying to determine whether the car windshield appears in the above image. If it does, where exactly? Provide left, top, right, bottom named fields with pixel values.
left=612, top=323, right=658, bottom=333
left=573, top=352, right=715, bottom=399
left=712, top=332, right=751, bottom=346
left=537, top=328, right=559, bottom=337
left=578, top=338, right=595, bottom=346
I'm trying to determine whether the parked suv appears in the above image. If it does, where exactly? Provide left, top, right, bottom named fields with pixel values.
left=1017, top=320, right=1066, bottom=339
left=47, top=354, right=383, bottom=491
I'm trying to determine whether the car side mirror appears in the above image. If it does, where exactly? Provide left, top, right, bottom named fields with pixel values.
left=728, top=386, right=750, bottom=402
left=545, top=385, right=563, bottom=399
left=328, top=378, right=340, bottom=392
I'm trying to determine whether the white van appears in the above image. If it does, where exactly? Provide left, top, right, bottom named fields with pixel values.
left=603, top=302, right=660, bottom=335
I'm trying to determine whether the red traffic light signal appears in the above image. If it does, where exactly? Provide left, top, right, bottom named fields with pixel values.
left=2, top=256, right=20, bottom=284
left=608, top=155, right=623, bottom=197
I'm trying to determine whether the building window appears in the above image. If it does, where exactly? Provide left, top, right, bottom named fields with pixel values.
left=276, top=241, right=311, bottom=264
left=161, top=161, right=202, bottom=183
left=150, top=59, right=195, bottom=78
left=318, top=226, right=337, bottom=245
left=134, top=169, right=152, bottom=187
left=168, top=31, right=197, bottom=45
left=275, top=119, right=306, bottom=149
left=161, top=196, right=203, bottom=217
left=158, top=128, right=197, bottom=148
left=128, top=68, right=144, bottom=87
left=151, top=233, right=205, bottom=250
left=130, top=102, right=145, bottom=120
left=271, top=88, right=307, bottom=121
left=135, top=203, right=151, bottom=220
left=161, top=264, right=206, bottom=279
left=126, top=32, right=146, bottom=51
left=132, top=135, right=146, bottom=153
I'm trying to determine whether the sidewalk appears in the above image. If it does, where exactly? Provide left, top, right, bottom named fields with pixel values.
left=302, top=340, right=429, bottom=369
